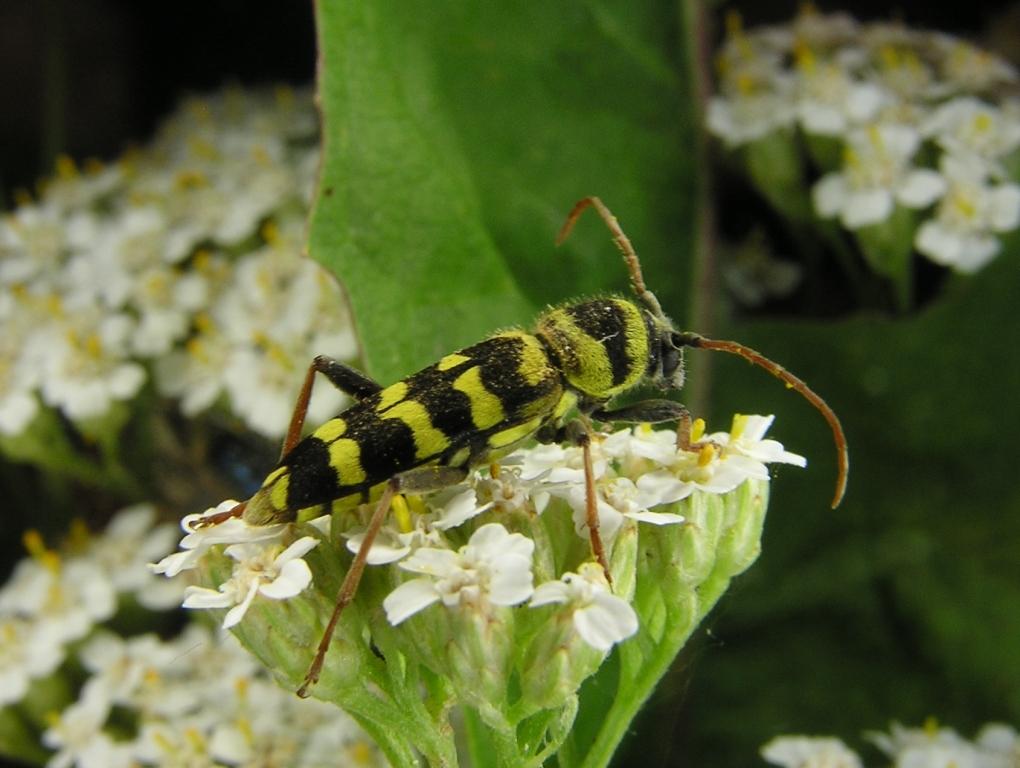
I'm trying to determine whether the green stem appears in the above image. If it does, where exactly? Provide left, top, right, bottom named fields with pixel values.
left=0, top=706, right=48, bottom=766
left=463, top=707, right=498, bottom=768
left=576, top=563, right=738, bottom=767
left=680, top=0, right=717, bottom=418
left=366, top=623, right=460, bottom=767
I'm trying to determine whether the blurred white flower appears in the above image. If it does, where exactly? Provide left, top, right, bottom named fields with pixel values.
left=42, top=682, right=133, bottom=768
left=930, top=35, right=1018, bottom=96
left=915, top=154, right=1020, bottom=272
left=813, top=123, right=945, bottom=228
left=793, top=48, right=887, bottom=137
left=708, top=88, right=796, bottom=148
left=86, top=504, right=185, bottom=610
left=0, top=553, right=116, bottom=645
left=37, top=305, right=146, bottom=421
left=761, top=735, right=863, bottom=768
left=923, top=97, right=1020, bottom=177
left=0, top=617, right=65, bottom=706
left=0, top=88, right=358, bottom=440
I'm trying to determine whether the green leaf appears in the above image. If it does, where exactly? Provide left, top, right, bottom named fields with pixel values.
left=309, top=0, right=697, bottom=384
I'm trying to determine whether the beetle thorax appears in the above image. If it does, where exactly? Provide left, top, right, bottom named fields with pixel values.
left=535, top=298, right=651, bottom=400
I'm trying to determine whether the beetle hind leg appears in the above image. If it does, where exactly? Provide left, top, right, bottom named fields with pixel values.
left=297, top=464, right=468, bottom=698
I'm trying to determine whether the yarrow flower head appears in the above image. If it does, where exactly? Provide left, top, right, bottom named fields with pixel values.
left=149, top=413, right=807, bottom=761
left=708, top=8, right=1020, bottom=287
left=763, top=720, right=1020, bottom=768
left=0, top=87, right=358, bottom=447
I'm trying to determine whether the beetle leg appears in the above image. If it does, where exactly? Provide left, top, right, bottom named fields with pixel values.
left=560, top=419, right=612, bottom=585
left=282, top=357, right=383, bottom=459
left=297, top=464, right=468, bottom=697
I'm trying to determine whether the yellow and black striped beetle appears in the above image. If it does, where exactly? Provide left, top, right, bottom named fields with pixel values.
left=203, top=197, right=848, bottom=696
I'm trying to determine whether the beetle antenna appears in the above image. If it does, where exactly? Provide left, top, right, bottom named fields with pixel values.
left=556, top=196, right=667, bottom=321
left=675, top=332, right=849, bottom=508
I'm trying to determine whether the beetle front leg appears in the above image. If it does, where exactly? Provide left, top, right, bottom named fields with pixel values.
left=590, top=398, right=696, bottom=451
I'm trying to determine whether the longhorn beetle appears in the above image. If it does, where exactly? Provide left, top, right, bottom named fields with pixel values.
left=201, top=197, right=848, bottom=697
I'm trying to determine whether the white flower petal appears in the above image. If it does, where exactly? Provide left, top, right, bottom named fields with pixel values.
left=384, top=578, right=440, bottom=625
left=623, top=510, right=686, bottom=525
left=529, top=580, right=571, bottom=607
left=488, top=555, right=535, bottom=606
left=843, top=188, right=893, bottom=228
left=259, top=558, right=312, bottom=599
left=222, top=581, right=260, bottom=629
left=989, top=184, right=1020, bottom=230
left=273, top=535, right=319, bottom=565
left=573, top=592, right=638, bottom=651
left=897, top=169, right=946, bottom=208
left=813, top=174, right=848, bottom=219
left=182, top=586, right=233, bottom=610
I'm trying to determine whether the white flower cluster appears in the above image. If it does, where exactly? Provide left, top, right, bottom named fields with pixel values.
left=762, top=721, right=1019, bottom=768
left=160, top=415, right=804, bottom=656
left=0, top=87, right=356, bottom=440
left=0, top=505, right=181, bottom=709
left=0, top=505, right=382, bottom=768
left=709, top=7, right=1020, bottom=273
left=42, top=625, right=382, bottom=768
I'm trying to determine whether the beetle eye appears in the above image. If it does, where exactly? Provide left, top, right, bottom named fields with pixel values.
left=660, top=343, right=681, bottom=381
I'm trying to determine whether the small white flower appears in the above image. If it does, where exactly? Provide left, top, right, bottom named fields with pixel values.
left=630, top=415, right=802, bottom=506
left=563, top=475, right=686, bottom=544
left=0, top=617, right=65, bottom=706
left=708, top=413, right=808, bottom=473
left=915, top=154, right=1020, bottom=272
left=344, top=515, right=445, bottom=565
left=707, top=19, right=799, bottom=148
left=182, top=536, right=319, bottom=628
left=974, top=723, right=1019, bottom=762
left=155, top=314, right=233, bottom=417
left=868, top=721, right=981, bottom=767
left=129, top=266, right=209, bottom=356
left=0, top=330, right=40, bottom=436
left=42, top=682, right=133, bottom=768
left=761, top=735, right=863, bottom=768
left=636, top=444, right=750, bottom=505
left=78, top=630, right=181, bottom=707
left=530, top=563, right=638, bottom=651
left=384, top=523, right=534, bottom=625
left=930, top=35, right=1018, bottom=96
left=86, top=504, right=184, bottom=609
left=923, top=97, right=1020, bottom=177
left=794, top=53, right=887, bottom=137
left=0, top=556, right=116, bottom=644
left=37, top=305, right=146, bottom=421
left=150, top=499, right=287, bottom=578
left=813, top=123, right=945, bottom=228
left=600, top=423, right=682, bottom=468
left=707, top=88, right=796, bottom=148
left=0, top=202, right=68, bottom=286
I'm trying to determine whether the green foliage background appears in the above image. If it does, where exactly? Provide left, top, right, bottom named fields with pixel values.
left=308, top=1, right=1020, bottom=765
